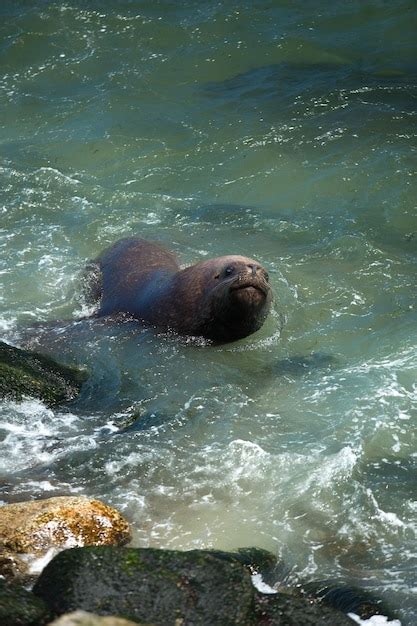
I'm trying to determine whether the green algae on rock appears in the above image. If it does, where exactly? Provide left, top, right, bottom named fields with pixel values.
left=33, top=546, right=255, bottom=625
left=32, top=546, right=371, bottom=625
left=0, top=341, right=87, bottom=406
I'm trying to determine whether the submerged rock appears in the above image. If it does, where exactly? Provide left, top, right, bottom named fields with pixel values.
left=0, top=341, right=87, bottom=406
left=33, top=546, right=255, bottom=625
left=46, top=610, right=150, bottom=626
left=299, top=580, right=398, bottom=621
left=255, top=590, right=356, bottom=625
left=0, top=497, right=131, bottom=583
left=0, top=579, right=51, bottom=626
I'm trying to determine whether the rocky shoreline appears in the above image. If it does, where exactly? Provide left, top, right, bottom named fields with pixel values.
left=0, top=345, right=399, bottom=625
left=0, top=496, right=398, bottom=625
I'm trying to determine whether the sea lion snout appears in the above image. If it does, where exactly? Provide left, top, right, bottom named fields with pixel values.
left=229, top=264, right=270, bottom=297
left=246, top=263, right=262, bottom=277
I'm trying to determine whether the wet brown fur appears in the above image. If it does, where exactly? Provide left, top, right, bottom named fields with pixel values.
left=89, top=238, right=272, bottom=342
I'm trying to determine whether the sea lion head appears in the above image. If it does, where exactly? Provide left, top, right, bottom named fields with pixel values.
left=197, top=255, right=272, bottom=341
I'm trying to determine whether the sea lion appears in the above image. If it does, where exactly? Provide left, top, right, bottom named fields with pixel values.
left=88, top=237, right=272, bottom=342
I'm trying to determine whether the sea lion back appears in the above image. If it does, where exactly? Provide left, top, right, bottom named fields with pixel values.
left=93, top=238, right=180, bottom=317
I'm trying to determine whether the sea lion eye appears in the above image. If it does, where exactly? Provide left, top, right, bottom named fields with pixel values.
left=224, top=266, right=235, bottom=276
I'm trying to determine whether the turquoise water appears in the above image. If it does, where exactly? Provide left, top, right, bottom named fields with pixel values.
left=1, top=1, right=416, bottom=622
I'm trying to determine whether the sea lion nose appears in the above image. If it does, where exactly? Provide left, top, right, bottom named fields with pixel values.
left=247, top=264, right=257, bottom=276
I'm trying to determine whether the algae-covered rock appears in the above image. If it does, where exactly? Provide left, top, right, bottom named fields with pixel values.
left=0, top=579, right=50, bottom=626
left=255, top=590, right=356, bottom=625
left=0, top=497, right=131, bottom=583
left=46, top=610, right=151, bottom=626
left=33, top=546, right=255, bottom=625
left=0, top=340, right=87, bottom=406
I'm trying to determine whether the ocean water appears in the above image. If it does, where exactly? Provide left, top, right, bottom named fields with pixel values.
left=1, top=1, right=416, bottom=623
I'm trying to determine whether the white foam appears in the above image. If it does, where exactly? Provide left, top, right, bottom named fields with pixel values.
left=348, top=613, right=402, bottom=625
left=34, top=167, right=81, bottom=185
left=27, top=547, right=59, bottom=575
left=251, top=573, right=278, bottom=594
left=367, top=489, right=407, bottom=529
left=0, top=400, right=90, bottom=473
left=0, top=316, right=17, bottom=331
left=304, top=446, right=358, bottom=489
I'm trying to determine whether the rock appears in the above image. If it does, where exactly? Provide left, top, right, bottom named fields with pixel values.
left=255, top=590, right=356, bottom=625
left=0, top=340, right=87, bottom=406
left=46, top=610, right=151, bottom=626
left=0, top=578, right=51, bottom=626
left=33, top=546, right=255, bottom=625
left=200, top=546, right=277, bottom=576
left=0, top=550, right=29, bottom=582
left=0, top=497, right=131, bottom=583
left=299, top=580, right=398, bottom=621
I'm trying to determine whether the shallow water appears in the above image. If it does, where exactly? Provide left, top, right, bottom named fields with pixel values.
left=1, top=1, right=417, bottom=623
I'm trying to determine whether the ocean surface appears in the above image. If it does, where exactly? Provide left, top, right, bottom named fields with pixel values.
left=1, top=1, right=416, bottom=623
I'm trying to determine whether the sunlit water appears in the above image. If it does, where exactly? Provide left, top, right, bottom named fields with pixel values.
left=1, top=1, right=416, bottom=623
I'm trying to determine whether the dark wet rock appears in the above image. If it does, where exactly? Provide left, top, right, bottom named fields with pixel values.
left=0, top=579, right=51, bottom=626
left=32, top=545, right=390, bottom=625
left=0, top=497, right=131, bottom=583
left=270, top=353, right=337, bottom=377
left=255, top=590, right=356, bottom=625
left=300, top=579, right=398, bottom=621
left=0, top=341, right=87, bottom=406
left=33, top=546, right=255, bottom=625
left=200, top=546, right=277, bottom=576
left=46, top=610, right=151, bottom=626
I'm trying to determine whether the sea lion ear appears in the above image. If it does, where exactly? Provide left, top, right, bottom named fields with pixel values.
left=214, top=273, right=220, bottom=279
